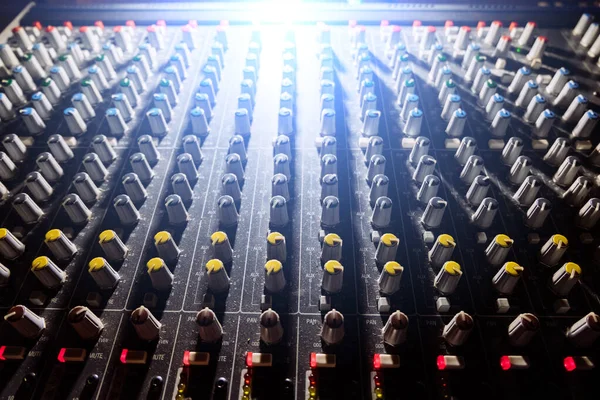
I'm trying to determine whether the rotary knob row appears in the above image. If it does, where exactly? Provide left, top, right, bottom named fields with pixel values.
left=573, top=14, right=600, bottom=65
left=0, top=227, right=130, bottom=287
left=207, top=40, right=266, bottom=230
left=0, top=37, right=207, bottom=241
left=7, top=298, right=596, bottom=348
left=1, top=24, right=176, bottom=135
left=398, top=23, right=596, bottom=142
left=407, top=137, right=499, bottom=230
left=92, top=105, right=203, bottom=229
left=420, top=231, right=586, bottom=300
left=441, top=310, right=535, bottom=348
left=257, top=308, right=344, bottom=347
left=437, top=133, right=600, bottom=231
left=345, top=44, right=398, bottom=231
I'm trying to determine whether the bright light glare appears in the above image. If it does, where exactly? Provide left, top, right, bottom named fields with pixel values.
left=250, top=0, right=306, bottom=24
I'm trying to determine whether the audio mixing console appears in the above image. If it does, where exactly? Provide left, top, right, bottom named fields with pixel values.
left=0, top=2, right=599, bottom=399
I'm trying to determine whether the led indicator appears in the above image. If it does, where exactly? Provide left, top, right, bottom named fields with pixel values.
left=120, top=349, right=128, bottom=364
left=182, top=350, right=190, bottom=366
left=246, top=352, right=253, bottom=367
left=373, top=354, right=381, bottom=370
left=0, top=345, right=6, bottom=361
left=373, top=373, right=381, bottom=387
left=500, top=356, right=511, bottom=370
left=437, top=355, right=447, bottom=370
left=564, top=356, right=576, bottom=372
left=310, top=352, right=317, bottom=369
left=57, top=348, right=67, bottom=363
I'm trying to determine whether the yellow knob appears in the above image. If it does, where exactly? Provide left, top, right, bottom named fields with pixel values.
left=45, top=229, right=62, bottom=242
left=564, top=262, right=581, bottom=276
left=381, top=233, right=399, bottom=247
left=552, top=234, right=568, bottom=247
left=267, top=232, right=285, bottom=245
left=324, top=233, right=342, bottom=247
left=438, top=234, right=455, bottom=247
left=211, top=231, right=228, bottom=245
left=32, top=256, right=50, bottom=270
left=89, top=257, right=106, bottom=271
left=324, top=260, right=343, bottom=274
left=495, top=234, right=513, bottom=247
left=147, top=257, right=165, bottom=272
left=384, top=261, right=403, bottom=275
left=0, top=228, right=9, bottom=239
left=154, top=231, right=172, bottom=245
left=504, top=261, right=524, bottom=276
left=265, top=259, right=282, bottom=274
left=99, top=230, right=116, bottom=243
left=206, top=259, right=224, bottom=273
left=443, top=261, right=461, bottom=275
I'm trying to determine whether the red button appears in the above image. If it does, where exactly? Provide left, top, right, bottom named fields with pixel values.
left=564, top=356, right=577, bottom=372
left=500, top=355, right=512, bottom=370
left=373, top=354, right=381, bottom=370
left=437, top=355, right=446, bottom=370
